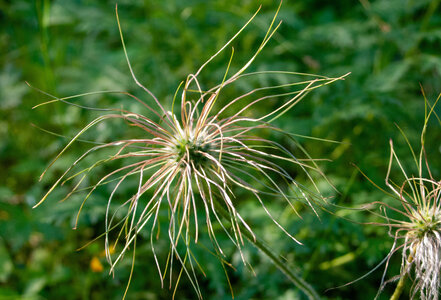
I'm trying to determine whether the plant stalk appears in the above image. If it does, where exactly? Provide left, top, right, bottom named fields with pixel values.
left=390, top=251, right=414, bottom=300
left=390, top=272, right=407, bottom=300
left=213, top=198, right=321, bottom=300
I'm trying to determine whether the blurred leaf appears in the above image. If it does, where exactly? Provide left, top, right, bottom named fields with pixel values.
left=0, top=238, right=13, bottom=283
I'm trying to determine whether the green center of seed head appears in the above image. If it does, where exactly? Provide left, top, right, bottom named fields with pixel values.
left=176, top=137, right=211, bottom=167
left=412, top=209, right=441, bottom=237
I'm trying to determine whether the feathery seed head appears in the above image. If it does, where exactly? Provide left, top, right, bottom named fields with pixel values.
left=363, top=92, right=441, bottom=300
left=32, top=3, right=347, bottom=299
left=399, top=179, right=441, bottom=300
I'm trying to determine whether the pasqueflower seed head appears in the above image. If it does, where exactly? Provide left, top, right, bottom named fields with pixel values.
left=33, top=3, right=346, bottom=298
left=361, top=92, right=441, bottom=300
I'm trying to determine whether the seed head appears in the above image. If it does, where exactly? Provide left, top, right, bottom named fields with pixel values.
left=362, top=92, right=441, bottom=300
left=33, top=4, right=346, bottom=298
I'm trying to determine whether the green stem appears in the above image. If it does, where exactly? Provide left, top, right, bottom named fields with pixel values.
left=391, top=251, right=414, bottom=300
left=213, top=198, right=320, bottom=300
left=390, top=272, right=407, bottom=300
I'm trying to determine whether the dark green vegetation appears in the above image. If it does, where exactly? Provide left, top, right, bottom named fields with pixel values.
left=1, top=0, right=441, bottom=299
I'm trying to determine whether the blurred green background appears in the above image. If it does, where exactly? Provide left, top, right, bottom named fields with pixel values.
left=1, top=0, right=441, bottom=299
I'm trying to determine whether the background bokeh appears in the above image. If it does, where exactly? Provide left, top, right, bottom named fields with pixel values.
left=1, top=0, right=441, bottom=299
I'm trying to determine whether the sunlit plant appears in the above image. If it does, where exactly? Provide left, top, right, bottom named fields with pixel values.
left=358, top=92, right=441, bottom=300
left=32, top=3, right=347, bottom=299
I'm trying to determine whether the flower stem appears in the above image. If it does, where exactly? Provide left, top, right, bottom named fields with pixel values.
left=213, top=198, right=321, bottom=300
left=390, top=272, right=407, bottom=300
left=390, top=251, right=414, bottom=300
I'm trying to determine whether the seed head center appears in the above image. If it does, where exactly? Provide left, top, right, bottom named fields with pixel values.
left=175, top=136, right=211, bottom=167
left=411, top=208, right=441, bottom=237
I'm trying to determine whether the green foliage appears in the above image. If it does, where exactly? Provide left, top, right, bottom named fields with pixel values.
left=1, top=0, right=441, bottom=299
